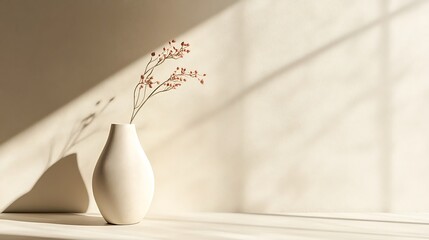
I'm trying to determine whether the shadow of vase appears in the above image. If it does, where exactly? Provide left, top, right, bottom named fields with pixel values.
left=0, top=234, right=67, bottom=240
left=3, top=153, right=89, bottom=213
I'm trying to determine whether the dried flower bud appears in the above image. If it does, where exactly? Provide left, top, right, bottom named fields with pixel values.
left=131, top=40, right=206, bottom=124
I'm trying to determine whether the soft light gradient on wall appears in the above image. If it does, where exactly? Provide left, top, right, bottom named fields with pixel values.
left=0, top=0, right=428, bottom=214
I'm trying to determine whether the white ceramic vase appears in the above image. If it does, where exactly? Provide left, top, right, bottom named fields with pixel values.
left=92, top=124, right=154, bottom=225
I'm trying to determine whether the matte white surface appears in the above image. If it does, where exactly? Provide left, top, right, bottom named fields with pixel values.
left=93, top=124, right=154, bottom=224
left=0, top=213, right=428, bottom=239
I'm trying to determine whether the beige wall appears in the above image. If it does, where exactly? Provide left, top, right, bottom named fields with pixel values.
left=1, top=0, right=429, bottom=214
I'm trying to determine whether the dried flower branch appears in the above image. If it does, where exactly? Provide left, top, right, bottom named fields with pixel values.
left=130, top=40, right=206, bottom=123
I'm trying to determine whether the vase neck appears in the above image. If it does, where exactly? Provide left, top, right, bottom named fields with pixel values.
left=107, top=124, right=140, bottom=144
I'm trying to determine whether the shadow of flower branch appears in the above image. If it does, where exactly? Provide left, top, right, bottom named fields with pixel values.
left=59, top=97, right=115, bottom=158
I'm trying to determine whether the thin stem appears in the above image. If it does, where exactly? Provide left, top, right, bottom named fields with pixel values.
left=129, top=44, right=196, bottom=123
left=130, top=56, right=156, bottom=123
left=136, top=84, right=148, bottom=110
left=144, top=56, right=155, bottom=74
left=131, top=84, right=139, bottom=123
left=130, top=78, right=172, bottom=123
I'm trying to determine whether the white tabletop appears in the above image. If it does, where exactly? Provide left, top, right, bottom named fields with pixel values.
left=1, top=213, right=429, bottom=239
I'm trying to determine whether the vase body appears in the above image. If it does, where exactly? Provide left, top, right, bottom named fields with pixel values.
left=92, top=124, right=154, bottom=225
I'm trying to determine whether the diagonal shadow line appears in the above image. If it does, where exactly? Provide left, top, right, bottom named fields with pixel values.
left=294, top=83, right=377, bottom=153
left=246, top=213, right=429, bottom=225
left=148, top=0, right=426, bottom=152
left=241, top=66, right=412, bottom=212
left=277, top=62, right=410, bottom=153
left=0, top=0, right=239, bottom=145
left=149, top=217, right=429, bottom=239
